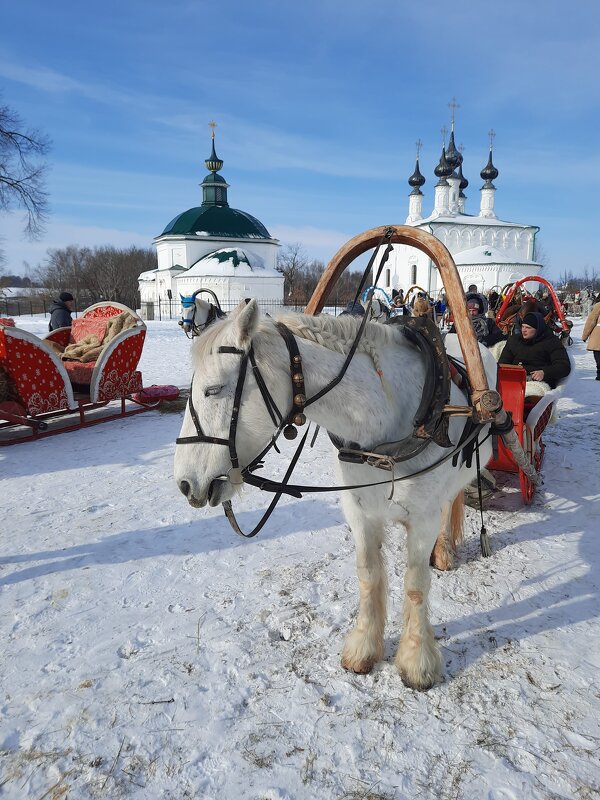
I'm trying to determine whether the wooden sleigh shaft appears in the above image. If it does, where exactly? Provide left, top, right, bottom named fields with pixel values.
left=304, top=225, right=501, bottom=423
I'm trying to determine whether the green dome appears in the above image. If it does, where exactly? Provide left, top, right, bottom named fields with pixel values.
left=160, top=205, right=272, bottom=239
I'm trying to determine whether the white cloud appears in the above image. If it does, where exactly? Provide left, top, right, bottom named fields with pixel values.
left=270, top=224, right=350, bottom=262
left=0, top=215, right=152, bottom=273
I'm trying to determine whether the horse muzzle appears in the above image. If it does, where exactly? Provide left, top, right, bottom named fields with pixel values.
left=178, top=476, right=236, bottom=508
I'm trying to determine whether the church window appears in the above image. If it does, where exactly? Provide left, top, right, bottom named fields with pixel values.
left=411, top=264, right=417, bottom=284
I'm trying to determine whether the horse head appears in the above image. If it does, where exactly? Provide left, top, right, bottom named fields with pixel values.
left=174, top=300, right=288, bottom=508
left=179, top=290, right=225, bottom=337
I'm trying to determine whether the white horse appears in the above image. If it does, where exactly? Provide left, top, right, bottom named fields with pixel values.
left=174, top=300, right=496, bottom=690
left=361, top=287, right=391, bottom=322
left=179, top=290, right=225, bottom=337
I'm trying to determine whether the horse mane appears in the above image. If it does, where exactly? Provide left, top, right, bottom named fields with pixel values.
left=268, top=311, right=400, bottom=355
left=190, top=309, right=403, bottom=373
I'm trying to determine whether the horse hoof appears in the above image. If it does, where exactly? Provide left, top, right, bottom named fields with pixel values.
left=341, top=654, right=376, bottom=674
left=399, top=670, right=437, bottom=691
left=429, top=550, right=455, bottom=571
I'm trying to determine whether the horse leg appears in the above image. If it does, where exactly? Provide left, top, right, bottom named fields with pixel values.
left=430, top=490, right=464, bottom=571
left=341, top=499, right=386, bottom=675
left=396, top=510, right=442, bottom=690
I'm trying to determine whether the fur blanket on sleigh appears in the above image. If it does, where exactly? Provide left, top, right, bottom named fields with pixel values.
left=45, top=312, right=138, bottom=362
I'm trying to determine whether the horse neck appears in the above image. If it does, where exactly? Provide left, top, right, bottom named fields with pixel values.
left=254, top=327, right=421, bottom=446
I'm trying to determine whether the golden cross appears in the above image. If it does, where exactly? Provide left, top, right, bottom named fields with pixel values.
left=209, top=120, right=217, bottom=139
left=415, top=138, right=423, bottom=159
left=440, top=125, right=447, bottom=147
left=488, top=128, right=496, bottom=148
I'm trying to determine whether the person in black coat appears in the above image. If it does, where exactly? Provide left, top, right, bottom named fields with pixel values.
left=450, top=292, right=505, bottom=348
left=48, top=292, right=76, bottom=331
left=499, top=311, right=571, bottom=389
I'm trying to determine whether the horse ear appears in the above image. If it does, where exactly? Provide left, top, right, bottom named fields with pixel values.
left=231, top=298, right=259, bottom=348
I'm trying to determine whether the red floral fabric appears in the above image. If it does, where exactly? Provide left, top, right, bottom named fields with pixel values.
left=0, top=331, right=69, bottom=414
left=63, top=361, right=95, bottom=385
left=96, top=331, right=145, bottom=400
left=71, top=317, right=109, bottom=343
left=85, top=305, right=126, bottom=319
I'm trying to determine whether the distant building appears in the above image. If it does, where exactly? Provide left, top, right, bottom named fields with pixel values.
left=139, top=130, right=282, bottom=314
left=376, top=125, right=541, bottom=298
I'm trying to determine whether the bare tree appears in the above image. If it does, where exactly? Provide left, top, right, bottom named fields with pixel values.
left=276, top=242, right=308, bottom=301
left=37, top=245, right=92, bottom=300
left=0, top=98, right=50, bottom=263
left=84, top=246, right=156, bottom=308
left=36, top=244, right=156, bottom=308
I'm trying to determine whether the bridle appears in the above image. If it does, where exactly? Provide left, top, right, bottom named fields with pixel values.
left=176, top=319, right=316, bottom=536
left=179, top=289, right=226, bottom=339
left=176, top=337, right=294, bottom=476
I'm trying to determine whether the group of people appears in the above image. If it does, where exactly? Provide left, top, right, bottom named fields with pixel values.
left=449, top=285, right=572, bottom=390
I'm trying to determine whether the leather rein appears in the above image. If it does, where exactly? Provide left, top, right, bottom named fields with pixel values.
left=176, top=315, right=484, bottom=539
left=176, top=230, right=482, bottom=538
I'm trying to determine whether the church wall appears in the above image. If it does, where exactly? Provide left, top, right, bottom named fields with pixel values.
left=175, top=274, right=284, bottom=304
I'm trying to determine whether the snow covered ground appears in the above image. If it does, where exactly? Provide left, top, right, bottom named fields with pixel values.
left=1, top=316, right=599, bottom=800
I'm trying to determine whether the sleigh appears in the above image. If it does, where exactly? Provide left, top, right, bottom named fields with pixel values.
left=488, top=360, right=572, bottom=503
left=495, top=275, right=573, bottom=343
left=0, top=301, right=177, bottom=445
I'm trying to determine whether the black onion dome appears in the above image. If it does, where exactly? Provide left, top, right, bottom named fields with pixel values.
left=457, top=162, right=468, bottom=192
left=408, top=158, right=426, bottom=194
left=434, top=147, right=453, bottom=183
left=445, top=130, right=462, bottom=170
left=480, top=149, right=499, bottom=184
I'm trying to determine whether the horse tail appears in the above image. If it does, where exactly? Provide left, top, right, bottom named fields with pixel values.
left=450, top=490, right=464, bottom=549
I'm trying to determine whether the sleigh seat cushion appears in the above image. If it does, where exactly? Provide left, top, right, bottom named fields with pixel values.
left=70, top=317, right=110, bottom=344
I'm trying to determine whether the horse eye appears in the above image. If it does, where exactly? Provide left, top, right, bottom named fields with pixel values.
left=204, top=385, right=224, bottom=397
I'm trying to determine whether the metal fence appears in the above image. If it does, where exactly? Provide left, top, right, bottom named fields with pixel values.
left=1, top=296, right=348, bottom=321
left=140, top=299, right=346, bottom=320
left=1, top=297, right=50, bottom=318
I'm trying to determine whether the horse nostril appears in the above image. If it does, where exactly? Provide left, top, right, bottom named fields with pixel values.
left=179, top=480, right=191, bottom=497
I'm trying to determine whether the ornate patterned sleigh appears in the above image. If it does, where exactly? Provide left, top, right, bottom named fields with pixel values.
left=0, top=302, right=170, bottom=444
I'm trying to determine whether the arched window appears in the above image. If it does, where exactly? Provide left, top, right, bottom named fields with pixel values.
left=385, top=268, right=390, bottom=286
left=411, top=264, right=417, bottom=284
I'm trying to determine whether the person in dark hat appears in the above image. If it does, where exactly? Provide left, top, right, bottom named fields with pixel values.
left=48, top=292, right=76, bottom=331
left=499, top=311, right=571, bottom=388
left=450, top=292, right=505, bottom=348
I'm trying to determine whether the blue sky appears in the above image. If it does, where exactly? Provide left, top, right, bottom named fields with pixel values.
left=1, top=0, right=598, bottom=280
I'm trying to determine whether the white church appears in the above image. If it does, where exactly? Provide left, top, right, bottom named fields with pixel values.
left=376, top=121, right=542, bottom=298
left=138, top=130, right=283, bottom=314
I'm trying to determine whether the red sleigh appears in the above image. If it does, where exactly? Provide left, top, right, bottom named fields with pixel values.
left=0, top=302, right=177, bottom=445
left=488, top=359, right=573, bottom=504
